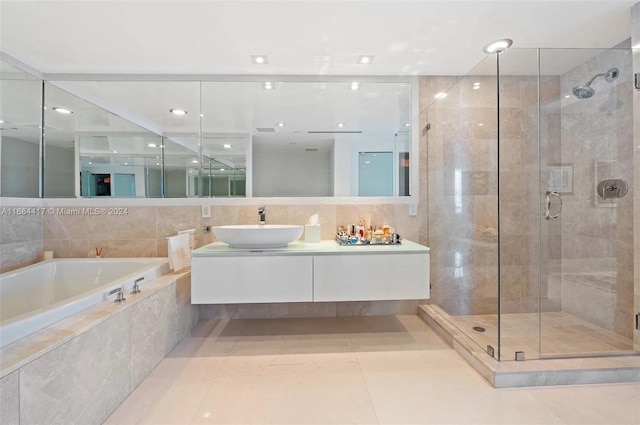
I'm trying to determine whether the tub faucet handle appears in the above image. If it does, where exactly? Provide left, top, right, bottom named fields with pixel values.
left=107, top=287, right=126, bottom=303
left=131, top=277, right=143, bottom=294
left=258, top=206, right=266, bottom=224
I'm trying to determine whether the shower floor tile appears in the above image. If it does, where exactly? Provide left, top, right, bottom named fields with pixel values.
left=447, top=311, right=634, bottom=361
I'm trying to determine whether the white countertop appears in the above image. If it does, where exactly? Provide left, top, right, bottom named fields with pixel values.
left=192, top=239, right=430, bottom=257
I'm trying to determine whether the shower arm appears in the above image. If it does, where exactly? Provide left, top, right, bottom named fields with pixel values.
left=584, top=72, right=606, bottom=87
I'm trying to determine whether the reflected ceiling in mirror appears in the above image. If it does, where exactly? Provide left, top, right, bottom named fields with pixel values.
left=16, top=77, right=415, bottom=198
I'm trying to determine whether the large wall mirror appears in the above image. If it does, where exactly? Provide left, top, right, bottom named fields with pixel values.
left=1, top=63, right=417, bottom=199
left=0, top=62, right=42, bottom=197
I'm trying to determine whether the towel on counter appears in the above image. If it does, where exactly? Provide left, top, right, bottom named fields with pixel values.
left=168, top=234, right=191, bottom=271
left=178, top=228, right=196, bottom=250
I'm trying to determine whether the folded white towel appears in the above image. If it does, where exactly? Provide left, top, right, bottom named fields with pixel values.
left=178, top=228, right=196, bottom=250
left=168, top=234, right=191, bottom=271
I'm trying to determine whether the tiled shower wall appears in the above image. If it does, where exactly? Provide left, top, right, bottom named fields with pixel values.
left=422, top=73, right=559, bottom=316
left=557, top=47, right=634, bottom=337
left=632, top=1, right=640, bottom=352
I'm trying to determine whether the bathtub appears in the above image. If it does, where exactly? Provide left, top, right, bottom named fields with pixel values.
left=0, top=258, right=170, bottom=348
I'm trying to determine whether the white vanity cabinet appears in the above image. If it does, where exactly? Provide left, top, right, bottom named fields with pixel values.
left=313, top=253, right=428, bottom=301
left=191, top=255, right=313, bottom=303
left=191, top=240, right=429, bottom=304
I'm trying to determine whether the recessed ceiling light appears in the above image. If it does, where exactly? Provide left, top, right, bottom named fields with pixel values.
left=52, top=107, right=73, bottom=114
left=251, top=55, right=269, bottom=64
left=220, top=168, right=225, bottom=171
left=262, top=81, right=275, bottom=90
left=404, top=123, right=411, bottom=127
left=191, top=159, right=199, bottom=164
left=112, top=150, right=118, bottom=153
left=156, top=162, right=160, bottom=165
left=357, top=55, right=374, bottom=65
left=350, top=82, right=360, bottom=91
left=482, top=38, right=513, bottom=54
left=337, top=122, right=345, bottom=128
left=277, top=122, right=285, bottom=127
left=200, top=113, right=204, bottom=117
left=473, top=86, right=480, bottom=90
left=478, top=123, right=484, bottom=127
left=473, top=82, right=480, bottom=86
left=147, top=143, right=157, bottom=147
left=434, top=92, right=447, bottom=99
left=0, top=120, right=4, bottom=123
left=88, top=161, right=93, bottom=165
left=170, top=109, right=187, bottom=116
left=223, top=144, right=232, bottom=149
left=123, top=162, right=128, bottom=165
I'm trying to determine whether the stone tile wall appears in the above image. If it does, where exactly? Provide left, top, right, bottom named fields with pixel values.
left=0, top=200, right=43, bottom=273
left=559, top=47, right=634, bottom=337
left=422, top=71, right=557, bottom=316
left=0, top=202, right=422, bottom=273
left=0, top=272, right=196, bottom=425
left=632, top=1, right=640, bottom=351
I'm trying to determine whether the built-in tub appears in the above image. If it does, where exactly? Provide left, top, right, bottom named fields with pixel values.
left=0, top=258, right=170, bottom=348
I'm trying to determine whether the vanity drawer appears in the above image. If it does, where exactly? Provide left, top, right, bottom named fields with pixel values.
left=313, top=253, right=429, bottom=301
left=191, top=255, right=313, bottom=304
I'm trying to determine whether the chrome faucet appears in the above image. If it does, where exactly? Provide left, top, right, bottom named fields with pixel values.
left=107, top=287, right=126, bottom=303
left=258, top=206, right=266, bottom=224
left=131, top=277, right=143, bottom=294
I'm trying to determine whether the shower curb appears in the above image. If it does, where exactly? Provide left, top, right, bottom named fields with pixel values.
left=418, top=304, right=640, bottom=388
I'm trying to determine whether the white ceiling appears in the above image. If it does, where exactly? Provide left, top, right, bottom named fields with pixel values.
left=0, top=1, right=636, bottom=76
left=1, top=0, right=636, bottom=171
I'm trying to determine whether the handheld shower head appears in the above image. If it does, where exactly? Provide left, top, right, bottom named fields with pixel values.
left=573, top=68, right=619, bottom=99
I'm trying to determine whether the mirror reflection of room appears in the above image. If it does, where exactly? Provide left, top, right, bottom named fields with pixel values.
left=0, top=72, right=415, bottom=199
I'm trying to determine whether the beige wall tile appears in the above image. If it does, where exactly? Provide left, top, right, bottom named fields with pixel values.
left=43, top=239, right=89, bottom=258
left=43, top=210, right=88, bottom=240
left=90, top=239, right=157, bottom=258
left=88, top=206, right=156, bottom=241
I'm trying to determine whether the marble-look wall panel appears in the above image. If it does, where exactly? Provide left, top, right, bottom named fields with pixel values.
left=423, top=70, right=557, bottom=319
left=0, top=240, right=43, bottom=273
left=631, top=1, right=640, bottom=353
left=129, top=287, right=173, bottom=389
left=88, top=206, right=156, bottom=241
left=36, top=202, right=422, bottom=263
left=0, top=370, right=19, bottom=425
left=0, top=213, right=42, bottom=245
left=19, top=309, right=130, bottom=425
left=90, top=239, right=157, bottom=258
left=0, top=211, right=43, bottom=273
left=560, top=46, right=634, bottom=337
left=169, top=274, right=200, bottom=353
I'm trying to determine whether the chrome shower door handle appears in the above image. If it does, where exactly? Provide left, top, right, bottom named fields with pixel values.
left=545, top=190, right=562, bottom=221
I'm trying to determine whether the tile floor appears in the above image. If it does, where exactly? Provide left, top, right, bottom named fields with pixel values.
left=105, top=315, right=640, bottom=425
left=448, top=311, right=634, bottom=361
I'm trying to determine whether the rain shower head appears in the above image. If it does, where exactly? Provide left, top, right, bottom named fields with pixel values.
left=573, top=68, right=619, bottom=99
left=573, top=85, right=595, bottom=99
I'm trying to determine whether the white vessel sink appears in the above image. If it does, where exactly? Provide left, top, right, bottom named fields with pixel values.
left=212, top=224, right=304, bottom=249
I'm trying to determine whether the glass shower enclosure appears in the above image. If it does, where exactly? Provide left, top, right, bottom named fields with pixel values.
left=426, top=46, right=636, bottom=361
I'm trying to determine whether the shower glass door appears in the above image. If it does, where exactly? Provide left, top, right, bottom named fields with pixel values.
left=536, top=47, right=635, bottom=357
left=426, top=55, right=500, bottom=357
left=496, top=48, right=542, bottom=361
